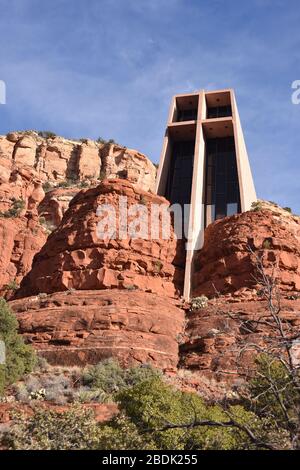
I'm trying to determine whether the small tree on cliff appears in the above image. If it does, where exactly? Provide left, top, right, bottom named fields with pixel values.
left=0, top=298, right=36, bottom=395
left=238, top=248, right=300, bottom=449
left=144, top=248, right=300, bottom=450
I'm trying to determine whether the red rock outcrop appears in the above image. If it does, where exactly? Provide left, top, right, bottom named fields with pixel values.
left=180, top=296, right=300, bottom=381
left=38, top=187, right=80, bottom=229
left=10, top=290, right=185, bottom=370
left=192, top=208, right=300, bottom=298
left=0, top=165, right=47, bottom=295
left=180, top=204, right=300, bottom=382
left=101, top=144, right=156, bottom=192
left=0, top=213, right=47, bottom=298
left=9, top=178, right=185, bottom=370
left=16, top=179, right=185, bottom=299
left=0, top=132, right=156, bottom=192
left=0, top=131, right=157, bottom=295
left=0, top=167, right=44, bottom=213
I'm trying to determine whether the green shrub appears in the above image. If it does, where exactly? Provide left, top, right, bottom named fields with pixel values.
left=190, top=295, right=208, bottom=311
left=2, top=406, right=100, bottom=450
left=124, top=284, right=138, bottom=291
left=98, top=413, right=154, bottom=450
left=42, top=181, right=52, bottom=192
left=96, top=137, right=119, bottom=146
left=283, top=207, right=292, bottom=213
left=248, top=354, right=299, bottom=428
left=115, top=377, right=265, bottom=450
left=82, top=359, right=161, bottom=396
left=124, top=365, right=162, bottom=387
left=38, top=131, right=56, bottom=139
left=4, top=279, right=19, bottom=291
left=79, top=180, right=90, bottom=188
left=153, top=260, right=163, bottom=273
left=262, top=239, right=272, bottom=249
left=57, top=179, right=75, bottom=188
left=74, top=389, right=109, bottom=404
left=39, top=217, right=56, bottom=233
left=251, top=201, right=263, bottom=212
left=139, top=195, right=147, bottom=205
left=2, top=405, right=150, bottom=450
left=0, top=298, right=36, bottom=395
left=0, top=198, right=25, bottom=218
left=99, top=168, right=106, bottom=180
left=1, top=372, right=281, bottom=450
left=82, top=358, right=125, bottom=393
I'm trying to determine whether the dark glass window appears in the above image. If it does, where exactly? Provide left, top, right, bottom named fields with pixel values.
left=166, top=140, right=195, bottom=208
left=177, top=109, right=197, bottom=122
left=207, top=105, right=232, bottom=119
left=204, top=137, right=240, bottom=225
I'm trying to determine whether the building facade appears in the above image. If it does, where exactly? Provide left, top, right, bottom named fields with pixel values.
left=156, top=89, right=257, bottom=299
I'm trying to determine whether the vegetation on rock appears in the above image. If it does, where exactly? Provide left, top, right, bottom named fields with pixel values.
left=0, top=198, right=25, bottom=218
left=0, top=299, right=36, bottom=395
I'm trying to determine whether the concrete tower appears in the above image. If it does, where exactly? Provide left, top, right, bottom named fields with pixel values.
left=156, top=89, right=257, bottom=300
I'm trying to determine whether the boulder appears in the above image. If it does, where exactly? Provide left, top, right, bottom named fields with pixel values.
left=16, top=179, right=185, bottom=298
left=193, top=209, right=300, bottom=297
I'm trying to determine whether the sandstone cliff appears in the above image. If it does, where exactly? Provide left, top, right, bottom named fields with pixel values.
left=181, top=296, right=300, bottom=381
left=183, top=203, right=300, bottom=381
left=6, top=176, right=186, bottom=372
left=0, top=132, right=157, bottom=295
left=10, top=290, right=185, bottom=370
left=192, top=204, right=300, bottom=297
left=1, top=130, right=300, bottom=384
left=12, top=189, right=300, bottom=378
left=16, top=179, right=185, bottom=299
left=0, top=131, right=156, bottom=192
left=0, top=212, right=47, bottom=298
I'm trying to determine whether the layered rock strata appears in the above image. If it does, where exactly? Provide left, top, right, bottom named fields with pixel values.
left=10, top=290, right=185, bottom=370
left=0, top=132, right=156, bottom=192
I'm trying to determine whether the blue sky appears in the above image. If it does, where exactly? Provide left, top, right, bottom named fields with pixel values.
left=0, top=0, right=299, bottom=212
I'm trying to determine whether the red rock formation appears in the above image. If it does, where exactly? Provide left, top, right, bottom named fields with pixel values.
left=180, top=296, right=300, bottom=382
left=179, top=205, right=300, bottom=382
left=101, top=144, right=156, bottom=192
left=0, top=167, right=44, bottom=213
left=0, top=132, right=156, bottom=192
left=0, top=213, right=47, bottom=298
left=0, top=131, right=157, bottom=297
left=0, top=165, right=47, bottom=295
left=9, top=178, right=185, bottom=370
left=192, top=208, right=300, bottom=298
left=10, top=290, right=185, bottom=370
left=16, top=179, right=185, bottom=299
left=3, top=132, right=299, bottom=385
left=38, top=187, right=79, bottom=229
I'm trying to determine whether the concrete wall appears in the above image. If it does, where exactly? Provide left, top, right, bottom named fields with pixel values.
left=231, top=90, right=257, bottom=211
left=156, top=96, right=176, bottom=194
left=183, top=91, right=206, bottom=299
